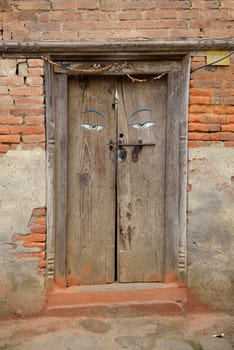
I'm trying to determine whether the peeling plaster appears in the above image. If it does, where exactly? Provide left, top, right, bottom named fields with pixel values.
left=0, top=149, right=46, bottom=234
left=0, top=149, right=46, bottom=315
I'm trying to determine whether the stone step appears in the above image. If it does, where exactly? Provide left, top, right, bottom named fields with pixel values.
left=46, top=282, right=187, bottom=317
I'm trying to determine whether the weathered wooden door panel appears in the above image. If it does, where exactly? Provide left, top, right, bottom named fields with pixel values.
left=66, top=77, right=116, bottom=285
left=117, top=77, right=167, bottom=282
left=66, top=75, right=168, bottom=285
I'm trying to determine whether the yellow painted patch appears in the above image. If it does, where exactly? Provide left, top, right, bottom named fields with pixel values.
left=206, top=51, right=231, bottom=66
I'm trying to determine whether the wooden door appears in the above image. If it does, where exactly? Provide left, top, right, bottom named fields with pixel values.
left=66, top=77, right=116, bottom=285
left=117, top=77, right=167, bottom=282
left=66, top=75, right=167, bottom=285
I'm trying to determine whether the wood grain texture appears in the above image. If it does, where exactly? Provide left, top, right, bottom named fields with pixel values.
left=164, top=71, right=181, bottom=278
left=54, top=61, right=181, bottom=75
left=45, top=61, right=56, bottom=288
left=117, top=77, right=167, bottom=282
left=66, top=77, right=116, bottom=285
left=54, top=73, right=67, bottom=286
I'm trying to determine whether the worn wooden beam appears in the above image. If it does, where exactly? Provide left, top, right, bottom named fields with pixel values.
left=0, top=40, right=233, bottom=56
left=54, top=60, right=182, bottom=75
left=54, top=73, right=68, bottom=287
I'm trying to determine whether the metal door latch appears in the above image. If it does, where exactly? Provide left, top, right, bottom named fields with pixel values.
left=107, top=140, right=155, bottom=162
left=119, top=140, right=155, bottom=162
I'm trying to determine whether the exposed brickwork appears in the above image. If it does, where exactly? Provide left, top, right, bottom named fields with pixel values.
left=1, top=0, right=234, bottom=41
left=189, top=56, right=234, bottom=147
left=14, top=208, right=47, bottom=272
left=0, top=58, right=45, bottom=156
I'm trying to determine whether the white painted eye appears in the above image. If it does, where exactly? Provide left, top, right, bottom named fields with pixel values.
left=131, top=121, right=157, bottom=129
left=80, top=123, right=105, bottom=131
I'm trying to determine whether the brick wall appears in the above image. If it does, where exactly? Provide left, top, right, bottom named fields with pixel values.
left=189, top=55, right=234, bottom=147
left=1, top=0, right=234, bottom=41
left=0, top=58, right=45, bottom=156
left=14, top=208, right=47, bottom=272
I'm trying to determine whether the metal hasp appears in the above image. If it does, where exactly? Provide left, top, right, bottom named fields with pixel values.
left=118, top=140, right=156, bottom=162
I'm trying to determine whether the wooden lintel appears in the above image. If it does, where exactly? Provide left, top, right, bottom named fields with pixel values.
left=53, top=60, right=182, bottom=75
left=0, top=40, right=233, bottom=57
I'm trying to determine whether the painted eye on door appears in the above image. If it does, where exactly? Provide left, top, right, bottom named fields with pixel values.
left=131, top=121, right=157, bottom=129
left=80, top=123, right=105, bottom=131
left=129, top=108, right=157, bottom=130
left=80, top=109, right=105, bottom=131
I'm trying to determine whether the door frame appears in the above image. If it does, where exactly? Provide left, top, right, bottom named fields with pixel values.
left=45, top=53, right=190, bottom=288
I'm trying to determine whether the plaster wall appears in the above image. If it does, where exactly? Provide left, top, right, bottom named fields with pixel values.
left=0, top=149, right=46, bottom=315
left=188, top=145, right=234, bottom=311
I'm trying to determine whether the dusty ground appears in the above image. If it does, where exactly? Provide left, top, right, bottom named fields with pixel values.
left=0, top=312, right=233, bottom=349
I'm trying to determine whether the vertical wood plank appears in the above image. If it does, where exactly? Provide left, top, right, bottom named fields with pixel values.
left=164, top=71, right=181, bottom=280
left=45, top=61, right=56, bottom=289
left=66, top=77, right=116, bottom=285
left=117, top=77, right=167, bottom=282
left=54, top=73, right=67, bottom=286
left=178, top=55, right=190, bottom=285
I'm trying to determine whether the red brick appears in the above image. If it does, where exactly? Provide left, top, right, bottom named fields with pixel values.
left=209, top=133, right=220, bottom=141
left=33, top=208, right=46, bottom=216
left=16, top=1, right=51, bottom=10
left=33, top=251, right=46, bottom=259
left=189, top=96, right=211, bottom=105
left=21, top=125, right=45, bottom=134
left=21, top=143, right=45, bottom=151
left=220, top=132, right=234, bottom=141
left=16, top=233, right=46, bottom=242
left=51, top=0, right=77, bottom=10
left=224, top=141, right=234, bottom=147
left=0, top=135, right=20, bottom=143
left=25, top=116, right=45, bottom=125
left=30, top=225, right=46, bottom=234
left=0, top=96, right=13, bottom=105
left=27, top=59, right=44, bottom=68
left=27, top=68, right=44, bottom=76
left=189, top=123, right=220, bottom=132
left=26, top=76, right=44, bottom=86
left=189, top=105, right=211, bottom=113
left=0, top=144, right=10, bottom=153
left=0, top=87, right=8, bottom=95
left=156, top=0, right=190, bottom=9
left=226, top=116, right=234, bottom=123
left=188, top=132, right=209, bottom=141
left=10, top=86, right=43, bottom=96
left=25, top=22, right=60, bottom=32
left=0, top=76, right=24, bottom=86
left=0, top=117, right=23, bottom=125
left=144, top=10, right=176, bottom=19
left=23, top=242, right=45, bottom=249
left=221, top=124, right=234, bottom=132
left=213, top=106, right=234, bottom=114
left=10, top=107, right=45, bottom=116
left=188, top=141, right=218, bottom=147
left=189, top=88, right=211, bottom=96
left=223, top=97, right=234, bottom=105
left=30, top=216, right=46, bottom=225
left=0, top=126, right=9, bottom=134
left=38, top=260, right=46, bottom=268
left=22, top=134, right=46, bottom=143
left=189, top=114, right=226, bottom=124
left=191, top=57, right=206, bottom=63
left=14, top=96, right=44, bottom=105
left=8, top=126, right=21, bottom=134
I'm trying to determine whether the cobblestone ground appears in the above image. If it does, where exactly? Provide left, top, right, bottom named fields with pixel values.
left=0, top=312, right=233, bottom=350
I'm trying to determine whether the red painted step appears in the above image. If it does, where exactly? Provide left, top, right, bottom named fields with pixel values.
left=46, top=282, right=187, bottom=317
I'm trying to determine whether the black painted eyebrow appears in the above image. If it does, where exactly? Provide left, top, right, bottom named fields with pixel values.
left=80, top=109, right=105, bottom=120
left=130, top=108, right=152, bottom=119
